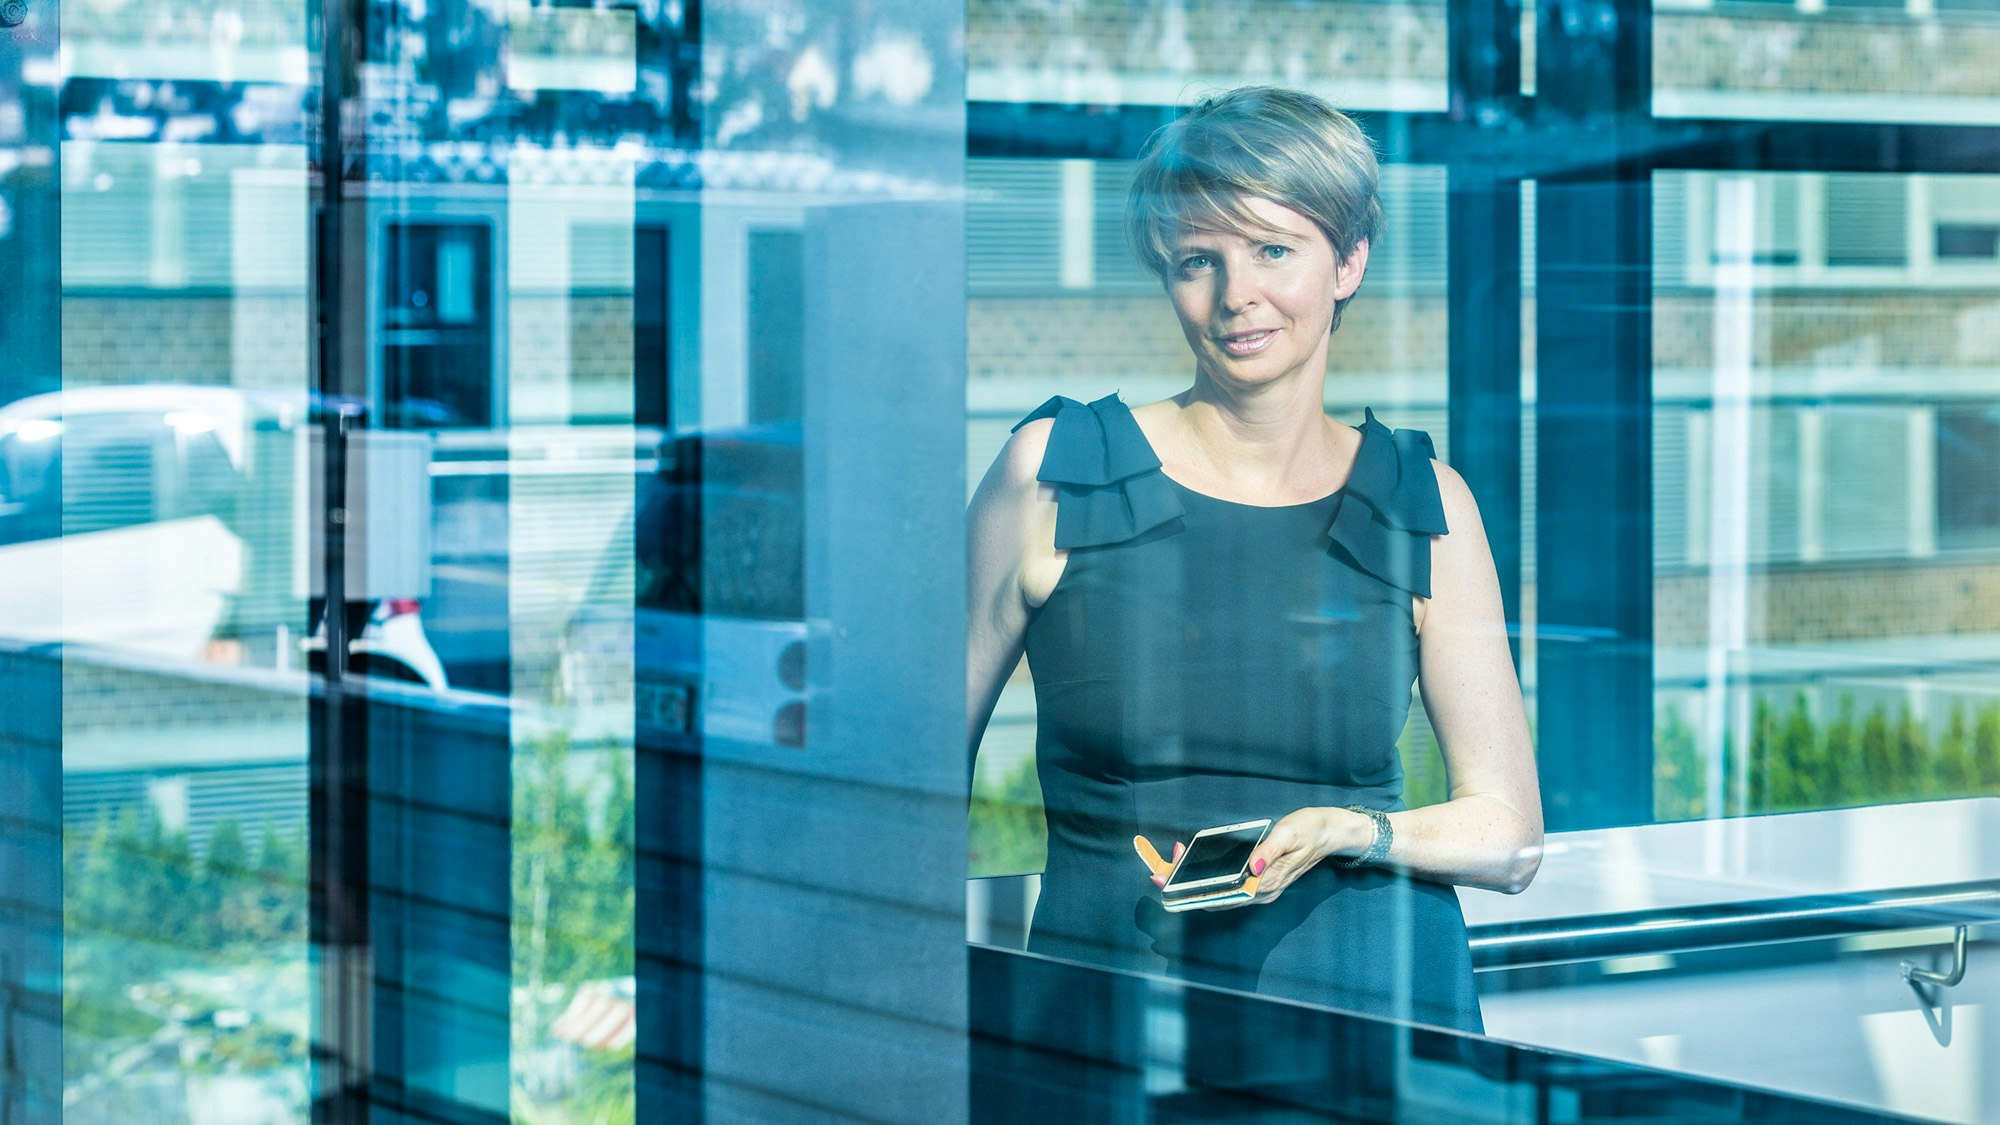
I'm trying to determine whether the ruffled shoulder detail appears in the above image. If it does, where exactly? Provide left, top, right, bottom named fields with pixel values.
left=1012, top=393, right=1183, bottom=550
left=1326, top=408, right=1450, bottom=598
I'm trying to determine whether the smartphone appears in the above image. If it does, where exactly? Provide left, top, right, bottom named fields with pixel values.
left=1160, top=819, right=1272, bottom=903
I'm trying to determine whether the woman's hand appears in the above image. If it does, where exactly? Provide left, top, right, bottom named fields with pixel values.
left=1178, top=808, right=1371, bottom=910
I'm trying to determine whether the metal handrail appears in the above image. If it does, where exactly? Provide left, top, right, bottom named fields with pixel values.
left=1468, top=879, right=2000, bottom=972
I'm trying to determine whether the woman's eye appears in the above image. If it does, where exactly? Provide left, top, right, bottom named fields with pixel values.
left=1179, top=254, right=1212, bottom=273
left=1264, top=244, right=1290, bottom=259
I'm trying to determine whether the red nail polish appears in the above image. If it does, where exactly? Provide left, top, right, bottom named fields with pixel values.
left=1252, top=858, right=1266, bottom=875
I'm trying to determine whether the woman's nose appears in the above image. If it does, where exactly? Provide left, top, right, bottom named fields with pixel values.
left=1219, top=269, right=1259, bottom=313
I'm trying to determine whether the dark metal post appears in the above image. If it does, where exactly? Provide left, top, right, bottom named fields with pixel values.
left=309, top=0, right=371, bottom=1114
left=632, top=4, right=702, bottom=1118
left=1533, top=0, right=1657, bottom=829
left=1446, top=175, right=1524, bottom=663
left=1447, top=0, right=1526, bottom=665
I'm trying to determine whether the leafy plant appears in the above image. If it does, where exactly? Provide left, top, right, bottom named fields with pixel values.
left=968, top=753, right=1048, bottom=879
left=511, top=731, right=636, bottom=1122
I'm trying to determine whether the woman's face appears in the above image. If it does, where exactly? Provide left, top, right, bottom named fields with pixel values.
left=1165, top=195, right=1368, bottom=391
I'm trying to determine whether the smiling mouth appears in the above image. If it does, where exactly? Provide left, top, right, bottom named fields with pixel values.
left=1217, top=329, right=1276, bottom=357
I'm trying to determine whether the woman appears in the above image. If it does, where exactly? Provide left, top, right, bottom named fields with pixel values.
left=965, top=86, right=1541, bottom=1033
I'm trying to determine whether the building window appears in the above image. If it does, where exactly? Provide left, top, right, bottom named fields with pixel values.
left=1823, top=175, right=1908, bottom=268
left=1936, top=223, right=2000, bottom=261
left=1938, top=405, right=2000, bottom=549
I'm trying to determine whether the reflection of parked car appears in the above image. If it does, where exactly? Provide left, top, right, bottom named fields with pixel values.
left=0, top=385, right=447, bottom=688
left=0, top=385, right=259, bottom=547
left=585, top=422, right=808, bottom=749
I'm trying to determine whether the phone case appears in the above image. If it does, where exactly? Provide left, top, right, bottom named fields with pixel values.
left=1134, top=835, right=1262, bottom=911
left=1161, top=876, right=1261, bottom=912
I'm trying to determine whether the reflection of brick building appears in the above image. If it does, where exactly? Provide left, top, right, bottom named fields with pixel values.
left=969, top=0, right=1448, bottom=107
left=1654, top=8, right=2000, bottom=120
left=36, top=649, right=307, bottom=852
left=969, top=0, right=2000, bottom=119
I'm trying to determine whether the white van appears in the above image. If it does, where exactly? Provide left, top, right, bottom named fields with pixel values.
left=0, top=384, right=447, bottom=688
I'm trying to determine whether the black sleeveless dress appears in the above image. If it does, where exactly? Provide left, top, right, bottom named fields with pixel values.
left=1015, top=393, right=1484, bottom=1033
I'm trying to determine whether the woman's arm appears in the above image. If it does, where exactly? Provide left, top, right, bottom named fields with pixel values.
left=965, top=419, right=1059, bottom=783
left=1244, top=460, right=1543, bottom=900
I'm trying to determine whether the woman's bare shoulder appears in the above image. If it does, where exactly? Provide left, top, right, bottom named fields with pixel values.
left=971, top=418, right=1064, bottom=607
left=970, top=417, right=1061, bottom=542
left=1427, top=458, right=1485, bottom=540
left=1124, top=396, right=1181, bottom=427
left=1121, top=397, right=1187, bottom=459
left=982, top=416, right=1055, bottom=499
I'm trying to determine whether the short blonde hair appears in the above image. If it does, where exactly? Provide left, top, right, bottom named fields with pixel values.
left=1126, top=86, right=1382, bottom=333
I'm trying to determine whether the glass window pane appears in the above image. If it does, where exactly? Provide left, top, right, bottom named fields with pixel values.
left=47, top=79, right=314, bottom=1125
left=1652, top=169, right=2000, bottom=820
left=43, top=0, right=2000, bottom=1114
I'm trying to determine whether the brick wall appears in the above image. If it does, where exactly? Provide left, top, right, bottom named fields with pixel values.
left=1653, top=291, right=2000, bottom=371
left=68, top=288, right=2000, bottom=391
left=63, top=295, right=238, bottom=386
left=968, top=293, right=1450, bottom=380
left=61, top=292, right=628, bottom=392
left=968, top=1, right=2000, bottom=105
left=1657, top=10, right=2000, bottom=100
left=1656, top=561, right=2000, bottom=646
left=972, top=290, right=2000, bottom=381
left=569, top=294, right=635, bottom=389
left=968, top=0, right=1447, bottom=87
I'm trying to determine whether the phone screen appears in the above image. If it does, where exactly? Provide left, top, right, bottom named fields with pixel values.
left=1162, top=824, right=1266, bottom=891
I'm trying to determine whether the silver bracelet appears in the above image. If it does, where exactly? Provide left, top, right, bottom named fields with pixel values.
left=1332, top=805, right=1392, bottom=868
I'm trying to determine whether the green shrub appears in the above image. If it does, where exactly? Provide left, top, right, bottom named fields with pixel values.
left=1655, top=693, right=2000, bottom=820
